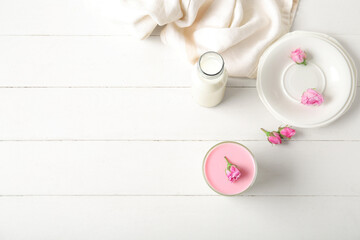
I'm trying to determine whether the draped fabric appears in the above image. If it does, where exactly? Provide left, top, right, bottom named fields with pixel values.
left=90, top=0, right=299, bottom=78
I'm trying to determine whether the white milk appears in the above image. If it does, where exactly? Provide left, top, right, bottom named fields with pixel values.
left=191, top=51, right=228, bottom=107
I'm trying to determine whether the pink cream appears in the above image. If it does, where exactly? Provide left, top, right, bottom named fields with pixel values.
left=203, top=142, right=257, bottom=195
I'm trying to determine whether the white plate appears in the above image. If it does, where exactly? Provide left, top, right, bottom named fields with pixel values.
left=257, top=31, right=357, bottom=128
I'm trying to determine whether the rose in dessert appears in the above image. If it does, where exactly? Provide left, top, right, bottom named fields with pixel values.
left=224, top=156, right=241, bottom=183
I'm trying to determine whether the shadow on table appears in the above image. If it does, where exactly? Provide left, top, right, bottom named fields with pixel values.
left=226, top=143, right=296, bottom=197
left=249, top=156, right=294, bottom=195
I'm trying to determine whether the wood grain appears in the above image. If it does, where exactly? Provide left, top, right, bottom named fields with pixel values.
left=0, top=141, right=359, bottom=196
left=0, top=35, right=358, bottom=87
left=0, top=88, right=359, bottom=140
left=0, top=196, right=359, bottom=239
left=0, top=0, right=358, bottom=36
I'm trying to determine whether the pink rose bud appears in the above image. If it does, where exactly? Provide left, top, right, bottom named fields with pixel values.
left=261, top=128, right=282, bottom=145
left=279, top=126, right=296, bottom=139
left=224, top=156, right=241, bottom=183
left=291, top=48, right=307, bottom=65
left=301, top=88, right=324, bottom=106
left=268, top=132, right=282, bottom=144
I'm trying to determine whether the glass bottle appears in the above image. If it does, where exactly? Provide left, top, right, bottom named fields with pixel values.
left=191, top=51, right=228, bottom=107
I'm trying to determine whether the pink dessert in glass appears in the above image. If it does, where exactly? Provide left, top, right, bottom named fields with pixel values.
left=203, top=142, right=257, bottom=195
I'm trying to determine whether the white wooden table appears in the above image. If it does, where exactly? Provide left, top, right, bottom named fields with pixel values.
left=0, top=0, right=359, bottom=239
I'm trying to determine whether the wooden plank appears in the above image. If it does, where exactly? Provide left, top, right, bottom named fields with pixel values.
left=292, top=0, right=360, bottom=35
left=0, top=196, right=359, bottom=239
left=0, top=35, right=358, bottom=87
left=0, top=141, right=359, bottom=196
left=0, top=88, right=359, bottom=140
left=0, top=0, right=359, bottom=36
left=0, top=0, right=133, bottom=36
left=0, top=36, right=253, bottom=87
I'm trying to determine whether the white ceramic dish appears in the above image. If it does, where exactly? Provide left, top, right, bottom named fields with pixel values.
left=257, top=31, right=357, bottom=128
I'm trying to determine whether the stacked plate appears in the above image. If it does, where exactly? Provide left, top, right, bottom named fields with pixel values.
left=257, top=31, right=357, bottom=128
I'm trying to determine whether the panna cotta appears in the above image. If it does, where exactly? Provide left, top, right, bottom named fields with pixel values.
left=203, top=142, right=257, bottom=195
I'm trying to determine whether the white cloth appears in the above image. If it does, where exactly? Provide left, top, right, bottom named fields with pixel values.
left=92, top=0, right=299, bottom=78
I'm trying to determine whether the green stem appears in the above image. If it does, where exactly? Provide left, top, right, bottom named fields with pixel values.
left=261, top=128, right=270, bottom=136
left=224, top=156, right=232, bottom=170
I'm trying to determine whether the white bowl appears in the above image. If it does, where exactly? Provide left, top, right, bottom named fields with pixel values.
left=257, top=31, right=357, bottom=128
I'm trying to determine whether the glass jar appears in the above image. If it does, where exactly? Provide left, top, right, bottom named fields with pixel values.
left=191, top=51, right=228, bottom=107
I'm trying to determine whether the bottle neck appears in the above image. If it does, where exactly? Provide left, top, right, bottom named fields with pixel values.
left=197, top=51, right=225, bottom=80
